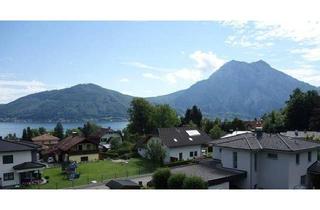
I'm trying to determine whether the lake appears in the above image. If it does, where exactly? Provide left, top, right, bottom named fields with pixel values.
left=0, top=121, right=128, bottom=138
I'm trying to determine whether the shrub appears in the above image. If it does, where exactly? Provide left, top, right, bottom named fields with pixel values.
left=44, top=176, right=50, bottom=180
left=182, top=176, right=207, bottom=189
left=167, top=173, right=186, bottom=189
left=110, top=137, right=122, bottom=150
left=165, top=160, right=192, bottom=167
left=104, top=150, right=119, bottom=159
left=152, top=168, right=171, bottom=189
left=119, top=152, right=134, bottom=160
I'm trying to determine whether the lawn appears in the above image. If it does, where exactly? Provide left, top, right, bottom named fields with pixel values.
left=28, top=158, right=155, bottom=189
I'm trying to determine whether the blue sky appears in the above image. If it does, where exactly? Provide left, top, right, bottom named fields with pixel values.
left=0, top=21, right=319, bottom=103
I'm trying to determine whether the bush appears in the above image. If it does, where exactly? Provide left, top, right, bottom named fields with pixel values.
left=44, top=176, right=50, bottom=180
left=119, top=152, right=134, bottom=160
left=104, top=150, right=119, bottom=159
left=152, top=168, right=171, bottom=189
left=110, top=137, right=122, bottom=150
left=182, top=176, right=207, bottom=189
left=167, top=173, right=186, bottom=189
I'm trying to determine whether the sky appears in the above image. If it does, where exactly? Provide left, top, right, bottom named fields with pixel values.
left=0, top=21, right=320, bottom=104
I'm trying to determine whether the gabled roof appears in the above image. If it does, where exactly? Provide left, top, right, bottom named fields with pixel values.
left=308, top=161, right=320, bottom=175
left=56, top=135, right=97, bottom=152
left=32, top=134, right=60, bottom=142
left=158, top=127, right=212, bottom=148
left=212, top=133, right=320, bottom=152
left=13, top=162, right=46, bottom=170
left=0, top=140, right=40, bottom=152
left=280, top=131, right=320, bottom=139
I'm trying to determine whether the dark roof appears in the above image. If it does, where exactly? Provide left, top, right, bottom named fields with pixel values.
left=32, top=134, right=60, bottom=142
left=211, top=133, right=320, bottom=152
left=171, top=159, right=246, bottom=186
left=105, top=179, right=141, bottom=189
left=88, top=127, right=121, bottom=144
left=56, top=135, right=97, bottom=152
left=308, top=161, right=320, bottom=175
left=13, top=162, right=46, bottom=170
left=0, top=140, right=39, bottom=152
left=158, top=127, right=213, bottom=148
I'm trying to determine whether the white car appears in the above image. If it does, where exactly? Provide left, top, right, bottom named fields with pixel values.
left=47, top=157, right=55, bottom=163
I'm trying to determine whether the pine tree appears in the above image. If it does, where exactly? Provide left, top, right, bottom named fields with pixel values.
left=22, top=129, right=28, bottom=140
left=53, top=122, right=64, bottom=139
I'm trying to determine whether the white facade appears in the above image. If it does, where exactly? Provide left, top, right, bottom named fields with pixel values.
left=0, top=150, right=32, bottom=187
left=164, top=145, right=203, bottom=163
left=213, top=146, right=318, bottom=189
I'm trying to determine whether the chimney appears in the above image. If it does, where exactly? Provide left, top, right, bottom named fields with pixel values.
left=255, top=127, right=263, bottom=139
left=295, top=130, right=299, bottom=136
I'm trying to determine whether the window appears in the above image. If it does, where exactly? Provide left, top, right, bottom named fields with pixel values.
left=219, top=148, right=222, bottom=153
left=80, top=156, right=88, bottom=162
left=254, top=153, right=257, bottom=172
left=296, top=154, right=300, bottom=165
left=87, top=144, right=91, bottom=150
left=300, top=175, right=306, bottom=185
left=2, top=155, right=13, bottom=164
left=78, top=144, right=83, bottom=151
left=308, top=152, right=312, bottom=162
left=233, top=152, right=237, bottom=168
left=267, top=153, right=278, bottom=160
left=194, top=151, right=198, bottom=157
left=190, top=151, right=194, bottom=157
left=3, top=172, right=14, bottom=181
left=179, top=153, right=183, bottom=161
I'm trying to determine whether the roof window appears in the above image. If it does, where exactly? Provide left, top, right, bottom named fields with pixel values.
left=186, top=130, right=200, bottom=136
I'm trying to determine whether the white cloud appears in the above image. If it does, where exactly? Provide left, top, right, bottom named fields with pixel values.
left=128, top=51, right=226, bottom=85
left=119, top=78, right=129, bottom=82
left=0, top=80, right=47, bottom=103
left=223, top=20, right=320, bottom=61
left=282, top=66, right=320, bottom=86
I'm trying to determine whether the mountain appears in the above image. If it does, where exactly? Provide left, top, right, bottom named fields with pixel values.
left=149, top=60, right=317, bottom=119
left=0, top=60, right=317, bottom=122
left=0, top=84, right=133, bottom=122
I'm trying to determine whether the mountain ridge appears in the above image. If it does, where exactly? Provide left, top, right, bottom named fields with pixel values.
left=0, top=60, right=318, bottom=121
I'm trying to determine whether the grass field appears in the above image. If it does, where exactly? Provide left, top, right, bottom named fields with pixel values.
left=28, top=158, right=155, bottom=189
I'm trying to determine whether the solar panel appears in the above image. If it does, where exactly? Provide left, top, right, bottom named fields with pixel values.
left=186, top=130, right=200, bottom=136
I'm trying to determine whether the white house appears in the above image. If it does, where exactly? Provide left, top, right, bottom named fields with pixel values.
left=0, top=140, right=46, bottom=188
left=137, top=127, right=212, bottom=163
left=211, top=128, right=320, bottom=189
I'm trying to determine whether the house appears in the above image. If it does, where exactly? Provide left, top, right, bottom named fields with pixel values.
left=211, top=128, right=320, bottom=189
left=0, top=140, right=46, bottom=188
left=280, top=131, right=320, bottom=140
left=88, top=127, right=123, bottom=151
left=49, top=134, right=99, bottom=163
left=32, top=134, right=60, bottom=150
left=137, top=127, right=212, bottom=163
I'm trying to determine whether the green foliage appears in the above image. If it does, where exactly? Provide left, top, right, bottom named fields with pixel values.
left=152, top=168, right=171, bottom=189
left=201, top=118, right=215, bottom=133
left=65, top=128, right=82, bottom=137
left=152, top=104, right=181, bottom=128
left=209, top=124, right=224, bottom=139
left=145, top=138, right=166, bottom=166
left=164, top=160, right=193, bottom=167
left=110, top=137, right=122, bottom=150
left=80, top=121, right=101, bottom=137
left=104, top=150, right=119, bottom=159
left=231, top=117, right=246, bottom=131
left=262, top=110, right=286, bottom=133
left=53, top=122, right=64, bottom=139
left=182, top=176, right=207, bottom=189
left=4, top=133, right=18, bottom=140
left=22, top=129, right=28, bottom=140
left=168, top=173, right=186, bottom=189
left=182, top=105, right=202, bottom=127
left=38, top=127, right=47, bottom=135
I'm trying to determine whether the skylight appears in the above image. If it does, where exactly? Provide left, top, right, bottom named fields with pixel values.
left=173, top=138, right=178, bottom=142
left=189, top=137, right=193, bottom=141
left=186, top=130, right=200, bottom=136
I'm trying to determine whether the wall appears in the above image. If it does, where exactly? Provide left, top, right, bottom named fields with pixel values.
left=69, top=153, right=99, bottom=163
left=219, top=148, right=257, bottom=188
left=257, top=151, right=290, bottom=189
left=0, top=151, right=32, bottom=187
left=164, top=145, right=202, bottom=163
left=213, top=147, right=221, bottom=160
left=288, top=150, right=318, bottom=189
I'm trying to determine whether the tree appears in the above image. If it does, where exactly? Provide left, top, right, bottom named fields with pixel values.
left=182, top=105, right=203, bottom=127
left=53, top=122, right=64, bottom=139
left=152, top=104, right=180, bottom=128
left=4, top=133, right=17, bottom=140
left=167, top=173, right=186, bottom=189
left=182, top=176, right=207, bottom=189
left=110, top=137, right=122, bottom=150
left=262, top=110, right=286, bottom=133
left=127, top=98, right=154, bottom=135
left=152, top=168, right=171, bottom=189
left=38, top=127, right=47, bottom=135
left=80, top=122, right=100, bottom=137
left=201, top=118, right=214, bottom=134
left=209, top=124, right=224, bottom=139
left=145, top=138, right=166, bottom=166
left=26, top=127, right=32, bottom=141
left=22, top=129, right=28, bottom=140
left=65, top=128, right=82, bottom=137
left=231, top=117, right=246, bottom=131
